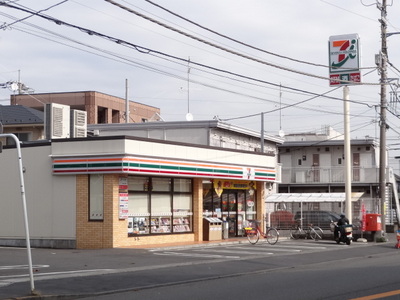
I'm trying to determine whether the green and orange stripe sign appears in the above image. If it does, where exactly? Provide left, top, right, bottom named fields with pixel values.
left=52, top=156, right=276, bottom=181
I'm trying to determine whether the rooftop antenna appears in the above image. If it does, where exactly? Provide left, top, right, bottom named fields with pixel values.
left=278, top=83, right=285, bottom=137
left=125, top=79, right=129, bottom=123
left=186, top=57, right=193, bottom=121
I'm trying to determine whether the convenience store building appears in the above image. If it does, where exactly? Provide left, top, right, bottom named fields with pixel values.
left=0, top=120, right=282, bottom=249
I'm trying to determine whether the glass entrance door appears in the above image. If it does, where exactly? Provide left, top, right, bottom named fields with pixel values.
left=221, top=190, right=253, bottom=237
left=221, top=192, right=237, bottom=237
left=202, top=183, right=257, bottom=238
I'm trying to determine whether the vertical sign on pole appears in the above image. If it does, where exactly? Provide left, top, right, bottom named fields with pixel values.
left=329, top=34, right=361, bottom=86
left=328, top=34, right=362, bottom=224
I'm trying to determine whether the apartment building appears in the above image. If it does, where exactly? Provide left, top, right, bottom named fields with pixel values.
left=269, top=127, right=399, bottom=232
left=10, top=91, right=161, bottom=124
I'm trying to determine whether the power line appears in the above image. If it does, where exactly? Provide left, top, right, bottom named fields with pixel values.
left=143, top=0, right=329, bottom=69
left=1, top=1, right=377, bottom=106
left=220, top=87, right=342, bottom=121
left=0, top=16, right=347, bottom=112
left=104, top=0, right=378, bottom=86
left=0, top=0, right=69, bottom=29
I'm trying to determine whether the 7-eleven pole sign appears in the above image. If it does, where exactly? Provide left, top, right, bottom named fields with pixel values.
left=329, top=34, right=361, bottom=86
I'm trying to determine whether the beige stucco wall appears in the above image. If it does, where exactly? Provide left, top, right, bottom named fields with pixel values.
left=0, top=145, right=76, bottom=242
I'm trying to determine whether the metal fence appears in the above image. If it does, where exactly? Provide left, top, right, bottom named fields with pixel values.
left=265, top=198, right=382, bottom=231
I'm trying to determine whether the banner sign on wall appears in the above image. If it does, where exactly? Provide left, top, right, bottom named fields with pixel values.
left=119, top=177, right=129, bottom=219
left=213, top=180, right=256, bottom=197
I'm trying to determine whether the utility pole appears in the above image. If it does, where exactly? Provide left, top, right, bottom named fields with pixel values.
left=378, top=0, right=388, bottom=235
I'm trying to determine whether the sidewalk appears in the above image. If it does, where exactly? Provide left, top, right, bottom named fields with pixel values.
left=126, top=237, right=249, bottom=250
left=124, top=231, right=398, bottom=250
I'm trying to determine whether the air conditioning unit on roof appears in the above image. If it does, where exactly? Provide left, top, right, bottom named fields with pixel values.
left=70, top=109, right=87, bottom=138
left=45, top=103, right=70, bottom=139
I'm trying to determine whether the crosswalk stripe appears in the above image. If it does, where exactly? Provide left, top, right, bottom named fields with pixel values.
left=235, top=246, right=302, bottom=252
left=193, top=249, right=274, bottom=255
left=153, top=251, right=240, bottom=259
left=268, top=244, right=328, bottom=250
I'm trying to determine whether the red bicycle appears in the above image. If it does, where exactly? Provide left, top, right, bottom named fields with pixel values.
left=244, top=220, right=279, bottom=245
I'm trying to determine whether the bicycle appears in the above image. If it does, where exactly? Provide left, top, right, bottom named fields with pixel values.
left=290, top=222, right=324, bottom=240
left=244, top=220, right=279, bottom=245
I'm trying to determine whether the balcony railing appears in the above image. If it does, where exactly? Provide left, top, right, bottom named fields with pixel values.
left=281, top=166, right=379, bottom=184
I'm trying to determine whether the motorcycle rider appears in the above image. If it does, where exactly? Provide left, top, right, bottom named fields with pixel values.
left=334, top=213, right=350, bottom=240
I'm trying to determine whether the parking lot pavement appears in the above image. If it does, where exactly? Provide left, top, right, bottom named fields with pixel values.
left=0, top=232, right=397, bottom=300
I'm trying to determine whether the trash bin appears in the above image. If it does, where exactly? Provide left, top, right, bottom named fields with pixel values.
left=222, top=221, right=229, bottom=239
left=203, top=218, right=222, bottom=241
left=365, top=214, right=382, bottom=231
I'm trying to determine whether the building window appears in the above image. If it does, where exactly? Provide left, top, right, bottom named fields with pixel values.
left=97, top=106, right=108, bottom=124
left=127, top=176, right=193, bottom=236
left=89, top=174, right=104, bottom=221
left=338, top=158, right=342, bottom=165
left=112, top=110, right=120, bottom=123
left=298, top=159, right=302, bottom=166
left=6, top=132, right=31, bottom=145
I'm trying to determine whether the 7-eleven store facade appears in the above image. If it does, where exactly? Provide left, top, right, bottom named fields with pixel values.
left=1, top=136, right=280, bottom=249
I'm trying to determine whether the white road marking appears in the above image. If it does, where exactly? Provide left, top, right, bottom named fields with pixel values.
left=233, top=246, right=302, bottom=252
left=153, top=251, right=241, bottom=259
left=194, top=248, right=275, bottom=255
left=0, top=268, right=115, bottom=286
left=0, top=264, right=49, bottom=270
left=269, top=244, right=328, bottom=250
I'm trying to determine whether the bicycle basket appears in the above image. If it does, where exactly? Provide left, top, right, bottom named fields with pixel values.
left=246, top=220, right=260, bottom=228
left=244, top=228, right=257, bottom=235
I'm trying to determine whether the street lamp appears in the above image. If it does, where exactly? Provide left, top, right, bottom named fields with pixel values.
left=0, top=134, right=35, bottom=294
left=386, top=32, right=400, bottom=37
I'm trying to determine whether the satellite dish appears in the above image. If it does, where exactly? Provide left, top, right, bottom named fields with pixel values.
left=10, top=82, right=18, bottom=91
left=278, top=130, right=285, bottom=137
left=185, top=113, right=193, bottom=121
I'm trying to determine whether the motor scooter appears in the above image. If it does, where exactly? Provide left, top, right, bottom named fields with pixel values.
left=331, top=222, right=353, bottom=245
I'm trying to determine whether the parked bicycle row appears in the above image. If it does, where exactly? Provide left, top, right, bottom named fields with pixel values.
left=243, top=214, right=354, bottom=245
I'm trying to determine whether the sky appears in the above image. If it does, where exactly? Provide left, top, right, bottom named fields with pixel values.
left=1, top=0, right=400, bottom=170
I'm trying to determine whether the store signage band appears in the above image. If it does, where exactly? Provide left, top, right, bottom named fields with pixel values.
left=52, top=156, right=277, bottom=181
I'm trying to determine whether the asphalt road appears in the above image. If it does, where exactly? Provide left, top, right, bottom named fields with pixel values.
left=1, top=234, right=399, bottom=300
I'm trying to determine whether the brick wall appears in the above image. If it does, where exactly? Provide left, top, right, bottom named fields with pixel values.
left=256, top=181, right=266, bottom=229
left=76, top=174, right=198, bottom=249
left=76, top=174, right=103, bottom=249
left=193, top=178, right=203, bottom=241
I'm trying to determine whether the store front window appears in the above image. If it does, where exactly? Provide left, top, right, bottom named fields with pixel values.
left=203, top=180, right=257, bottom=237
left=127, top=176, right=193, bottom=236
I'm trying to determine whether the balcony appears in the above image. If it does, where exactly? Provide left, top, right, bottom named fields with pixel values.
left=281, top=166, right=379, bottom=184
